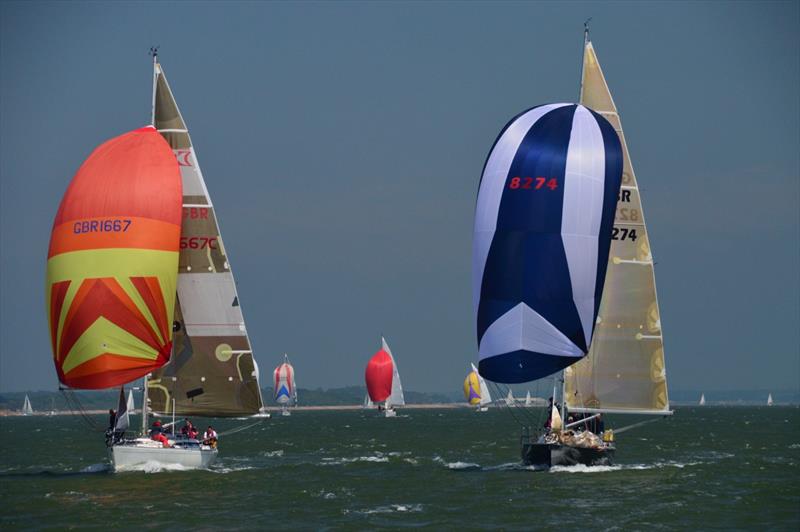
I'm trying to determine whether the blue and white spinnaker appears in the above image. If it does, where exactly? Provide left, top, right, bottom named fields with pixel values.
left=473, top=103, right=623, bottom=383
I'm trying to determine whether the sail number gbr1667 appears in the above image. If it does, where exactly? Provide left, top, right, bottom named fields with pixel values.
left=73, top=219, right=131, bottom=234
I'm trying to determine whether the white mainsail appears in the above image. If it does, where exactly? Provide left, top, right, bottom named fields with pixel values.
left=506, top=390, right=514, bottom=406
left=699, top=394, right=706, bottom=406
left=126, top=390, right=136, bottom=413
left=146, top=59, right=264, bottom=416
left=363, top=394, right=374, bottom=409
left=525, top=391, right=532, bottom=407
left=382, top=337, right=405, bottom=407
left=22, top=395, right=33, bottom=416
left=564, top=36, right=670, bottom=416
left=470, top=362, right=492, bottom=406
left=767, top=394, right=773, bottom=406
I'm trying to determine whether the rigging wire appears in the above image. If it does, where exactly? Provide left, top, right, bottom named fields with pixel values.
left=60, top=388, right=105, bottom=432
left=217, top=419, right=264, bottom=438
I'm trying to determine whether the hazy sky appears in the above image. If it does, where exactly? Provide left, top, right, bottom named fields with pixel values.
left=1, top=1, right=798, bottom=394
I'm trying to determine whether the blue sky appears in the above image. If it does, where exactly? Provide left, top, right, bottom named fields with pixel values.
left=1, top=1, right=798, bottom=393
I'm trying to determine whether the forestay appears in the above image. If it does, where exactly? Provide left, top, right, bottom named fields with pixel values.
left=564, top=40, right=670, bottom=415
left=147, top=61, right=264, bottom=416
left=473, top=104, right=623, bottom=383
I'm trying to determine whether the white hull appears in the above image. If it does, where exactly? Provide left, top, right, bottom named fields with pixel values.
left=281, top=409, right=291, bottom=417
left=476, top=406, right=489, bottom=412
left=110, top=438, right=217, bottom=472
left=384, top=409, right=397, bottom=418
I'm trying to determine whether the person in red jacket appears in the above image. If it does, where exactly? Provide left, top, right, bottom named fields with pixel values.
left=149, top=420, right=170, bottom=448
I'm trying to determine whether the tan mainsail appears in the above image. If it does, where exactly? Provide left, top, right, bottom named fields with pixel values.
left=564, top=39, right=669, bottom=415
left=147, top=61, right=264, bottom=416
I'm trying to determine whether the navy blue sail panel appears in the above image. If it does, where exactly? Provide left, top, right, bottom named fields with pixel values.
left=472, top=104, right=622, bottom=384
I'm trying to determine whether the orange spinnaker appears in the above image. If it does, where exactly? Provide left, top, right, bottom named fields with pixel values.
left=46, top=126, right=182, bottom=389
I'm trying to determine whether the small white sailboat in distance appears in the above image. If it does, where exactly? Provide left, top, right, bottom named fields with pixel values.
left=363, top=394, right=374, bottom=409
left=505, top=390, right=515, bottom=406
left=22, top=395, right=33, bottom=416
left=699, top=394, right=706, bottom=406
left=525, top=391, right=532, bottom=407
left=767, top=393, right=773, bottom=406
left=126, top=389, right=136, bottom=414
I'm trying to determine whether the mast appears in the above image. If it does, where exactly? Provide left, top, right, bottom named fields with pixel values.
left=141, top=374, right=149, bottom=435
left=140, top=48, right=158, bottom=436
left=579, top=18, right=591, bottom=100
left=150, top=47, right=158, bottom=126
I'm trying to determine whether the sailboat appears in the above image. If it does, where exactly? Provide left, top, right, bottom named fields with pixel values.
left=464, top=362, right=492, bottom=411
left=505, top=390, right=515, bottom=406
left=364, top=337, right=405, bottom=417
left=45, top=51, right=264, bottom=472
left=127, top=389, right=136, bottom=414
left=767, top=393, right=774, bottom=406
left=22, top=395, right=33, bottom=416
left=525, top=391, right=532, bottom=407
left=363, top=394, right=374, bottom=409
left=274, top=354, right=297, bottom=416
left=473, top=27, right=667, bottom=468
left=699, top=394, right=706, bottom=406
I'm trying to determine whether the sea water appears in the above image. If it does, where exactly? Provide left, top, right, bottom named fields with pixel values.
left=1, top=407, right=798, bottom=529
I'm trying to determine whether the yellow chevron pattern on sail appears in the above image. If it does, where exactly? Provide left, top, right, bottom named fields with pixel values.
left=47, top=249, right=178, bottom=349
left=46, top=248, right=179, bottom=388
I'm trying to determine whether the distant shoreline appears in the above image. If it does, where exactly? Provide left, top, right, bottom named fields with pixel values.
left=0, top=403, right=471, bottom=417
left=2, top=402, right=796, bottom=417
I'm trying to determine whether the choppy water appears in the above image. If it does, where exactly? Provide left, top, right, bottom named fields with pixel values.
left=1, top=407, right=798, bottom=529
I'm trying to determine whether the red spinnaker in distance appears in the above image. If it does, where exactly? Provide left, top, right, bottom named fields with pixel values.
left=365, top=349, right=393, bottom=403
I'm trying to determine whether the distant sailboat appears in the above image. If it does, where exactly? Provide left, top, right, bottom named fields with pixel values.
left=699, top=394, right=706, bottom=406
left=767, top=393, right=773, bottom=406
left=505, top=390, right=515, bottom=406
left=525, top=391, right=533, bottom=407
left=464, top=362, right=492, bottom=411
left=363, top=394, right=374, bottom=409
left=274, top=354, right=297, bottom=416
left=126, top=390, right=136, bottom=414
left=22, top=395, right=33, bottom=416
left=365, top=337, right=405, bottom=417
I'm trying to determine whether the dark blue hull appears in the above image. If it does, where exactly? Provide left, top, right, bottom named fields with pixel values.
left=521, top=442, right=615, bottom=468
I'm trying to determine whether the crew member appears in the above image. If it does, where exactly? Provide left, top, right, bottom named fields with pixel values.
left=150, top=420, right=170, bottom=448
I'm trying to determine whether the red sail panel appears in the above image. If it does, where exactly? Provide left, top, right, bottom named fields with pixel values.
left=365, top=349, right=393, bottom=403
left=46, top=126, right=182, bottom=389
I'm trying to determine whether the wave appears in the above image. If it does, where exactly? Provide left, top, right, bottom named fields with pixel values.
left=80, top=463, right=110, bottom=473
left=444, top=461, right=481, bottom=470
left=346, top=504, right=424, bottom=515
left=114, top=460, right=195, bottom=474
left=320, top=455, right=390, bottom=466
left=260, top=450, right=284, bottom=457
